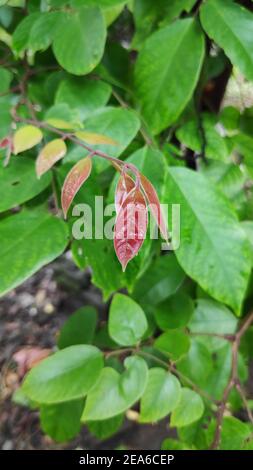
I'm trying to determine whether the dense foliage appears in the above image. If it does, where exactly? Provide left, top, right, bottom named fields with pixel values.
left=1, top=0, right=253, bottom=450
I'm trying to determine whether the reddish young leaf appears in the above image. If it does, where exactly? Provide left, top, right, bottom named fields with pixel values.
left=61, top=156, right=92, bottom=218
left=114, top=187, right=148, bottom=271
left=0, top=137, right=10, bottom=148
left=140, top=173, right=168, bottom=241
left=115, top=172, right=135, bottom=213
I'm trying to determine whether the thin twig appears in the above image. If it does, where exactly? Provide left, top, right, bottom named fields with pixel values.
left=210, top=311, right=253, bottom=449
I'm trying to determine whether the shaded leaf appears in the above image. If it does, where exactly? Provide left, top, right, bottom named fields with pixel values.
left=58, top=306, right=97, bottom=349
left=40, top=399, right=83, bottom=443
left=154, top=330, right=190, bottom=361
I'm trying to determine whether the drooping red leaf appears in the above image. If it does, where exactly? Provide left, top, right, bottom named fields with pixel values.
left=0, top=137, right=10, bottom=148
left=13, top=347, right=51, bottom=377
left=61, top=156, right=92, bottom=218
left=115, top=172, right=135, bottom=214
left=114, top=186, right=148, bottom=271
left=140, top=173, right=168, bottom=241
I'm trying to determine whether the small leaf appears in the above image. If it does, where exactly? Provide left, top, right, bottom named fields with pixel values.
left=115, top=172, right=135, bottom=213
left=58, top=306, right=97, bottom=349
left=109, top=293, right=148, bottom=346
left=170, top=388, right=204, bottom=427
left=154, top=329, right=190, bottom=361
left=45, top=118, right=77, bottom=130
left=13, top=125, right=43, bottom=154
left=114, top=187, right=148, bottom=271
left=22, top=345, right=103, bottom=404
left=140, top=172, right=168, bottom=240
left=140, top=368, right=181, bottom=423
left=61, top=156, right=92, bottom=218
left=36, top=139, right=67, bottom=177
left=75, top=130, right=118, bottom=146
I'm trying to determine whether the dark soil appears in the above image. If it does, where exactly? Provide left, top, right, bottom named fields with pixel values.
left=0, top=254, right=170, bottom=450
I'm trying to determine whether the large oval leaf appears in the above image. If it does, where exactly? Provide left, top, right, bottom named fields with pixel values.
left=52, top=7, right=106, bottom=75
left=200, top=0, right=253, bottom=82
left=0, top=209, right=69, bottom=296
left=164, top=167, right=251, bottom=314
left=0, top=157, right=51, bottom=213
left=22, top=345, right=103, bottom=404
left=82, top=356, right=148, bottom=421
left=134, top=18, right=204, bottom=134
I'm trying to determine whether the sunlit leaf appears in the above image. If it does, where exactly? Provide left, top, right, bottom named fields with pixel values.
left=36, top=139, right=67, bottom=177
left=75, top=130, right=118, bottom=146
left=13, top=126, right=43, bottom=154
left=61, top=156, right=93, bottom=218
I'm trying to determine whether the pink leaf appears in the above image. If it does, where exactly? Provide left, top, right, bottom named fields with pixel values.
left=13, top=347, right=51, bottom=378
left=115, top=172, right=135, bottom=214
left=36, top=139, right=67, bottom=177
left=114, top=187, right=148, bottom=271
left=61, top=156, right=92, bottom=218
left=140, top=173, right=168, bottom=241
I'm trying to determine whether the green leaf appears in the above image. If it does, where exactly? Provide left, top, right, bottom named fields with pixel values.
left=132, top=0, right=196, bottom=48
left=133, top=255, right=185, bottom=307
left=207, top=416, right=252, bottom=450
left=87, top=414, right=124, bottom=440
left=82, top=356, right=148, bottom=421
left=55, top=77, right=111, bottom=120
left=109, top=294, right=148, bottom=346
left=80, top=107, right=140, bottom=171
left=134, top=18, right=204, bottom=134
left=165, top=167, right=251, bottom=314
left=155, top=292, right=194, bottom=330
left=154, top=330, right=190, bottom=361
left=12, top=12, right=41, bottom=55
left=177, top=339, right=213, bottom=387
left=140, top=368, right=181, bottom=423
left=0, top=209, right=69, bottom=296
left=52, top=7, right=106, bottom=75
left=0, top=157, right=51, bottom=213
left=22, top=345, right=103, bottom=404
left=200, top=0, right=253, bottom=81
left=189, top=299, right=238, bottom=336
left=45, top=103, right=83, bottom=130
left=0, top=66, right=12, bottom=93
left=176, top=116, right=228, bottom=162
left=58, top=306, right=97, bottom=349
left=29, top=11, right=64, bottom=53
left=161, top=438, right=193, bottom=450
left=13, top=125, right=43, bottom=154
left=40, top=399, right=83, bottom=442
left=170, top=388, right=204, bottom=427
